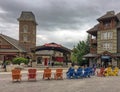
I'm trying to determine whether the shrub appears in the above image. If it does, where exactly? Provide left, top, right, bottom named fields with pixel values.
left=5, top=61, right=11, bottom=65
left=12, top=57, right=29, bottom=65
left=54, top=62, right=63, bottom=66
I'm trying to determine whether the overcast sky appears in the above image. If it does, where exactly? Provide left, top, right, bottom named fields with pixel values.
left=0, top=0, right=120, bottom=49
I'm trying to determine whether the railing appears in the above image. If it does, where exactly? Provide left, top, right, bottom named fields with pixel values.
left=90, top=47, right=97, bottom=54
left=91, top=39, right=97, bottom=44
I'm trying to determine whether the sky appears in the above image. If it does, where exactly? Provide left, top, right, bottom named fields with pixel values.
left=0, top=0, right=120, bottom=49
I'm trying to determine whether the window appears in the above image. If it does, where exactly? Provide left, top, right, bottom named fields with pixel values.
left=102, top=42, right=112, bottom=50
left=104, top=23, right=110, bottom=27
left=23, top=35, right=28, bottom=42
left=101, top=32, right=113, bottom=40
left=23, top=25, right=28, bottom=33
left=108, top=32, right=113, bottom=39
left=104, top=21, right=110, bottom=29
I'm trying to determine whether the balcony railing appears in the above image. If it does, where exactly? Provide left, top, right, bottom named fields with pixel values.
left=90, top=47, right=97, bottom=54
left=91, top=39, right=97, bottom=44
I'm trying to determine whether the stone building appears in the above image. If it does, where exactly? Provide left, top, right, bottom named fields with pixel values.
left=0, top=11, right=71, bottom=65
left=84, top=11, right=120, bottom=67
left=0, top=11, right=37, bottom=64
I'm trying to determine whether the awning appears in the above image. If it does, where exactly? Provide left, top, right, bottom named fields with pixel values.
left=101, top=56, right=111, bottom=60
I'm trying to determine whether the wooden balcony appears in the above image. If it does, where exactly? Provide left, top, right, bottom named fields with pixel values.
left=90, top=47, right=97, bottom=54
left=91, top=39, right=97, bottom=45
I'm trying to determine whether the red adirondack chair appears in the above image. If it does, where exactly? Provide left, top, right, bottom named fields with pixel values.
left=12, top=69, right=22, bottom=81
left=28, top=69, right=37, bottom=80
left=54, top=69, right=63, bottom=80
left=97, top=67, right=105, bottom=77
left=43, top=67, right=51, bottom=79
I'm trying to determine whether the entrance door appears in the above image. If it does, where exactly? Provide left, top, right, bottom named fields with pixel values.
left=37, top=57, right=42, bottom=64
left=101, top=56, right=111, bottom=68
left=44, top=58, right=48, bottom=66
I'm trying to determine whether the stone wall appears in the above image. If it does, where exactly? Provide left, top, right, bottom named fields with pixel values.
left=97, top=28, right=117, bottom=54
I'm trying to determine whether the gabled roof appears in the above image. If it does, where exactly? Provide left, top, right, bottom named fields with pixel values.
left=87, top=11, right=120, bottom=34
left=0, top=34, right=26, bottom=52
left=116, top=13, right=120, bottom=20
left=31, top=42, right=71, bottom=54
left=97, top=11, right=116, bottom=21
left=18, top=11, right=37, bottom=25
left=87, top=24, right=99, bottom=36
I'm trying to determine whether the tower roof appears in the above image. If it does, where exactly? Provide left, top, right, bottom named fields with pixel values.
left=18, top=11, right=37, bottom=24
left=97, top=11, right=116, bottom=21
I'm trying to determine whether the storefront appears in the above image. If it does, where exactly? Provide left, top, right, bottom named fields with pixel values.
left=31, top=43, right=71, bottom=66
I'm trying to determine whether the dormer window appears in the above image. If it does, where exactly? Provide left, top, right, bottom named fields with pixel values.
left=104, top=23, right=110, bottom=27
left=23, top=25, right=28, bottom=33
left=103, top=20, right=111, bottom=29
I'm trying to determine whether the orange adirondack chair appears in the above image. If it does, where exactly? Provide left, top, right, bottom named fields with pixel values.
left=43, top=68, right=51, bottom=79
left=54, top=69, right=63, bottom=80
left=28, top=69, right=37, bottom=80
left=97, top=67, right=105, bottom=77
left=12, top=69, right=21, bottom=81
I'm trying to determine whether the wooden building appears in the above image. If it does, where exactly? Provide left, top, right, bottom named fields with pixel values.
left=84, top=11, right=120, bottom=67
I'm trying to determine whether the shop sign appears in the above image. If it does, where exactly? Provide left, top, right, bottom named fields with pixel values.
left=0, top=45, right=12, bottom=49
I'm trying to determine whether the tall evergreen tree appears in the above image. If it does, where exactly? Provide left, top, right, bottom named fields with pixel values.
left=71, top=35, right=90, bottom=65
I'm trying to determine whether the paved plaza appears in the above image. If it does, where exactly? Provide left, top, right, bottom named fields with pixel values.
left=0, top=70, right=120, bottom=92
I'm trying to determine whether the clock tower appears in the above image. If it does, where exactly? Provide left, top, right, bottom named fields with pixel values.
left=18, top=11, right=37, bottom=52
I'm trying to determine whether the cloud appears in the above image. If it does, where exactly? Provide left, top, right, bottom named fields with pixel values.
left=0, top=0, right=120, bottom=49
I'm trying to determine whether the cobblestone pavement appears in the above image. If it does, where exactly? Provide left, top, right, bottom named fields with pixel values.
left=0, top=70, right=120, bottom=92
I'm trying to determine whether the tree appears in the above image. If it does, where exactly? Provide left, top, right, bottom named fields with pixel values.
left=71, top=35, right=90, bottom=65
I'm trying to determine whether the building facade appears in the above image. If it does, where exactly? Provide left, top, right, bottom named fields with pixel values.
left=0, top=11, right=37, bottom=64
left=0, top=11, right=71, bottom=66
left=84, top=11, right=120, bottom=67
left=31, top=42, right=71, bottom=66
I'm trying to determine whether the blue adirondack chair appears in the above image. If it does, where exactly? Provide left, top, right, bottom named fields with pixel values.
left=83, top=67, right=91, bottom=78
left=89, top=67, right=95, bottom=76
left=66, top=67, right=75, bottom=79
left=74, top=68, right=83, bottom=78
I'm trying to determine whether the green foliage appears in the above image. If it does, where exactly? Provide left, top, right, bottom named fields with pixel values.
left=12, top=57, right=29, bottom=65
left=5, top=61, right=11, bottom=65
left=71, top=52, right=77, bottom=63
left=54, top=62, right=63, bottom=66
left=71, top=35, right=90, bottom=65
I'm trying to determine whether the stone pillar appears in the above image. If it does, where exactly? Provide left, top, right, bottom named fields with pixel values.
left=32, top=52, right=37, bottom=67
left=112, top=58, right=117, bottom=66
left=89, top=58, right=93, bottom=67
left=97, top=58, right=101, bottom=67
